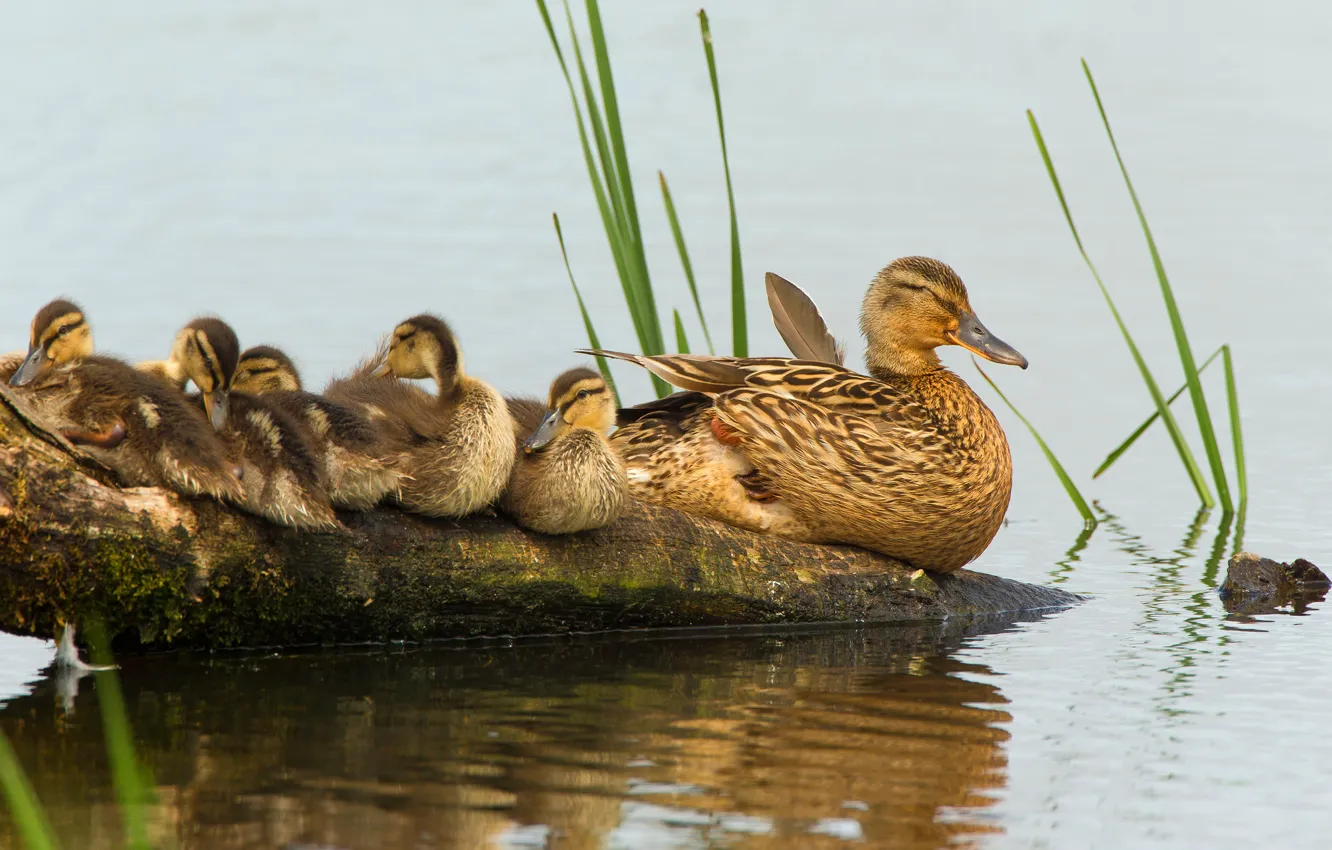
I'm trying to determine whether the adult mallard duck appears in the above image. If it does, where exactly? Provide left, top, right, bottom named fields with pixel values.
left=592, top=256, right=1027, bottom=573
left=325, top=314, right=513, bottom=518
left=232, top=345, right=405, bottom=510
left=148, top=318, right=340, bottom=530
left=502, top=368, right=627, bottom=534
left=5, top=300, right=243, bottom=502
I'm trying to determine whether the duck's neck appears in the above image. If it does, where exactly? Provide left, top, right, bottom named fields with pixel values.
left=865, top=342, right=941, bottom=380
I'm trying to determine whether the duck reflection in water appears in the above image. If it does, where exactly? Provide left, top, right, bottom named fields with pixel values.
left=0, top=617, right=1045, bottom=850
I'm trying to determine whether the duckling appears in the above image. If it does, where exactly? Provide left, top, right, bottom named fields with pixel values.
left=5, top=299, right=243, bottom=501
left=325, top=314, right=513, bottom=518
left=231, top=345, right=404, bottom=510
left=595, top=257, right=1028, bottom=573
left=152, top=318, right=340, bottom=530
left=500, top=368, right=626, bottom=534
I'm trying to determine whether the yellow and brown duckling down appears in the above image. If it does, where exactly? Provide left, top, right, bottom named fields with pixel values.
left=597, top=257, right=1027, bottom=573
left=150, top=318, right=340, bottom=530
left=502, top=368, right=627, bottom=534
left=5, top=299, right=243, bottom=502
left=326, top=314, right=513, bottom=518
left=232, top=345, right=405, bottom=510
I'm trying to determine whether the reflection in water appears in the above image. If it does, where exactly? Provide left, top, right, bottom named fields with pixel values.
left=0, top=619, right=1043, bottom=850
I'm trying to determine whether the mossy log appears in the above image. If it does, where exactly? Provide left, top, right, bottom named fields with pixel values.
left=0, top=384, right=1082, bottom=651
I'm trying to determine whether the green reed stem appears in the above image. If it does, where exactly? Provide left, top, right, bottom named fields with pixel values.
left=1028, top=109, right=1214, bottom=509
left=974, top=359, right=1096, bottom=527
left=673, top=309, right=691, bottom=353
left=1222, top=344, right=1246, bottom=509
left=1094, top=345, right=1224, bottom=479
left=554, top=214, right=619, bottom=403
left=1082, top=59, right=1231, bottom=514
left=85, top=624, right=151, bottom=850
left=0, top=729, right=59, bottom=850
left=698, top=10, right=746, bottom=357
left=659, top=171, right=715, bottom=354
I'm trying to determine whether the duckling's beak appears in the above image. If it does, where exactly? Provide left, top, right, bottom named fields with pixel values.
left=9, top=345, right=50, bottom=387
left=202, top=389, right=230, bottom=430
left=370, top=363, right=391, bottom=379
left=523, top=410, right=564, bottom=453
left=949, top=312, right=1028, bottom=369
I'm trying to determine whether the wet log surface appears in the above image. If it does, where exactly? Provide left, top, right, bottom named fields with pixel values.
left=0, top=384, right=1083, bottom=651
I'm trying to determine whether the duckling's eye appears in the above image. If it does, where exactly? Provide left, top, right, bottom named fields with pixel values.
left=576, top=389, right=590, bottom=400
left=56, top=325, right=71, bottom=337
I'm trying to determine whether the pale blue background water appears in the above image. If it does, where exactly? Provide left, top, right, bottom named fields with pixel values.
left=2, top=2, right=1330, bottom=848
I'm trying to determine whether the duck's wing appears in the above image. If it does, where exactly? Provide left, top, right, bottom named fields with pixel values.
left=579, top=350, right=754, bottom=394
left=765, top=273, right=846, bottom=365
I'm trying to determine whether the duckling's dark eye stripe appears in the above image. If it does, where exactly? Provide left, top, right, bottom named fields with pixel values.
left=42, top=318, right=85, bottom=348
left=195, top=336, right=224, bottom=388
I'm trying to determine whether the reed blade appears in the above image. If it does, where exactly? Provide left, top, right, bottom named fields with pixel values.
left=86, top=623, right=152, bottom=850
left=699, top=10, right=747, bottom=357
left=1082, top=60, right=1232, bottom=514
left=1093, top=345, right=1224, bottom=479
left=535, top=0, right=635, bottom=324
left=583, top=0, right=664, bottom=360
left=0, top=729, right=60, bottom=850
left=974, top=359, right=1096, bottom=527
left=673, top=309, right=691, bottom=354
left=659, top=171, right=715, bottom=354
left=1028, top=109, right=1214, bottom=508
left=1222, top=344, right=1247, bottom=509
left=554, top=213, right=620, bottom=404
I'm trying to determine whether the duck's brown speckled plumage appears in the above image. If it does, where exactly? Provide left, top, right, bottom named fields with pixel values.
left=6, top=300, right=243, bottom=502
left=500, top=368, right=626, bottom=534
left=599, top=257, right=1028, bottom=573
left=325, top=314, right=513, bottom=518
left=233, top=345, right=405, bottom=510
left=155, top=318, right=340, bottom=530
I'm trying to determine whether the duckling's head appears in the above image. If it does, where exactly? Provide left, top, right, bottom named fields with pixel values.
left=10, top=299, right=93, bottom=387
left=234, top=346, right=303, bottom=394
left=170, top=318, right=240, bottom=430
left=373, top=314, right=462, bottom=395
left=524, top=368, right=613, bottom=452
left=860, top=257, right=1027, bottom=378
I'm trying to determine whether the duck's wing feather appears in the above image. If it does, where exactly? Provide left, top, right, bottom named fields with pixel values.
left=765, top=273, right=845, bottom=365
left=579, top=350, right=753, bottom=394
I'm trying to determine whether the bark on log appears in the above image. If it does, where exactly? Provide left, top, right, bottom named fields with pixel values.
left=0, top=384, right=1082, bottom=651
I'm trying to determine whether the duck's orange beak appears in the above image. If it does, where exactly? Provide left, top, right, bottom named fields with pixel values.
left=949, top=312, right=1028, bottom=369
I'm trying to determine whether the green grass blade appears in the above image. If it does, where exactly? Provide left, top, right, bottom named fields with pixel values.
left=583, top=0, right=664, bottom=362
left=535, top=0, right=632, bottom=308
left=1093, top=345, right=1224, bottom=478
left=698, top=10, right=746, bottom=357
left=554, top=214, right=620, bottom=404
left=1028, top=110, right=1214, bottom=508
left=974, top=359, right=1096, bottom=528
left=560, top=4, right=648, bottom=335
left=1222, top=344, right=1246, bottom=508
left=673, top=309, right=691, bottom=354
left=85, top=624, right=152, bottom=850
left=0, top=729, right=60, bottom=850
left=659, top=171, right=715, bottom=354
left=1082, top=60, right=1232, bottom=514
left=584, top=2, right=648, bottom=254
left=544, top=0, right=667, bottom=396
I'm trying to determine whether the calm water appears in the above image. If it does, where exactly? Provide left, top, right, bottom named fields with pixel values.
left=3, top=1, right=1332, bottom=847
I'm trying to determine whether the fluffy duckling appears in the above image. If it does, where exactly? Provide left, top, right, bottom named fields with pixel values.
left=231, top=345, right=405, bottom=510
left=5, top=300, right=243, bottom=501
left=153, top=318, right=339, bottom=530
left=325, top=314, right=513, bottom=518
left=501, top=368, right=626, bottom=534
